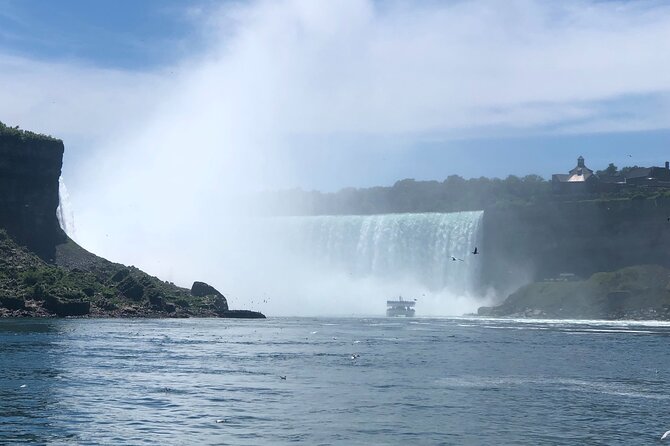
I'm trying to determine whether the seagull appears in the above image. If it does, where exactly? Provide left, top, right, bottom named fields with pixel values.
left=19, top=384, right=26, bottom=388
left=472, top=247, right=478, bottom=255
left=216, top=419, right=226, bottom=424
left=350, top=354, right=360, bottom=360
left=662, top=430, right=670, bottom=440
left=451, top=256, right=464, bottom=262
left=280, top=375, right=287, bottom=380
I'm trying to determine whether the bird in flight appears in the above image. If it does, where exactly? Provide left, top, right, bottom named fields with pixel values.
left=451, top=256, right=464, bottom=262
left=472, top=247, right=478, bottom=255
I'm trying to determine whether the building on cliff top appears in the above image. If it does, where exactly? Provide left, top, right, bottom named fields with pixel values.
left=552, top=156, right=598, bottom=194
left=623, top=162, right=670, bottom=187
left=552, top=157, right=670, bottom=194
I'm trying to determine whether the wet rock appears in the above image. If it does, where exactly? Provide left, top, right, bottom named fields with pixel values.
left=44, top=295, right=90, bottom=316
left=219, top=310, right=266, bottom=319
left=0, top=296, right=25, bottom=310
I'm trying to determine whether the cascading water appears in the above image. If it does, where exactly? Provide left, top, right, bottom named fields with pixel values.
left=270, top=210, right=484, bottom=297
left=56, top=177, right=76, bottom=239
left=175, top=210, right=487, bottom=316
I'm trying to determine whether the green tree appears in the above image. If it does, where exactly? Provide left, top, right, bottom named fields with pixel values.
left=596, top=163, right=618, bottom=177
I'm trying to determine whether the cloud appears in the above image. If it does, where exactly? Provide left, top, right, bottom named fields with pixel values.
left=2, top=0, right=670, bottom=313
left=3, top=0, right=670, bottom=150
left=0, top=54, right=169, bottom=151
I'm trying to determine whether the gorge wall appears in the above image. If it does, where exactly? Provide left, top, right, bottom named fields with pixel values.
left=480, top=197, right=670, bottom=297
left=0, top=129, right=65, bottom=261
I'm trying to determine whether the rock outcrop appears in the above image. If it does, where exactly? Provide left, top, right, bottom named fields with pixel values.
left=188, top=281, right=264, bottom=318
left=478, top=265, right=670, bottom=320
left=0, top=122, right=265, bottom=319
left=0, top=123, right=66, bottom=261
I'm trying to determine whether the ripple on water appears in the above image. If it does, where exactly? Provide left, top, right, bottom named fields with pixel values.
left=2, top=317, right=670, bottom=445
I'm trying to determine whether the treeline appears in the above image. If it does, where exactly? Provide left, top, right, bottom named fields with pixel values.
left=0, top=121, right=58, bottom=142
left=265, top=175, right=552, bottom=215
left=264, top=172, right=670, bottom=216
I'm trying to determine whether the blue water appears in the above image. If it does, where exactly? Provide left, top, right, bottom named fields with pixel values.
left=2, top=317, right=670, bottom=445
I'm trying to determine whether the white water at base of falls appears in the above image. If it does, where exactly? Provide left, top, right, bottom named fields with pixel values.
left=208, top=211, right=488, bottom=316
left=56, top=177, right=76, bottom=239
left=273, top=211, right=484, bottom=294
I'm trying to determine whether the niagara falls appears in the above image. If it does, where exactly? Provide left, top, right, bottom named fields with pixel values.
left=3, top=0, right=670, bottom=444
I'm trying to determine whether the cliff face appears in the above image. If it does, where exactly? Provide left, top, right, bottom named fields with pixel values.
left=0, top=123, right=265, bottom=319
left=0, top=129, right=65, bottom=260
left=480, top=197, right=670, bottom=296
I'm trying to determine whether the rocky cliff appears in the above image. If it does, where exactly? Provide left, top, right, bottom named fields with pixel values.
left=0, top=122, right=264, bottom=319
left=480, top=197, right=670, bottom=296
left=0, top=124, right=66, bottom=260
left=478, top=265, right=670, bottom=319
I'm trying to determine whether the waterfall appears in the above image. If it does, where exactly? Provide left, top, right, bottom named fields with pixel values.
left=274, top=211, right=484, bottom=294
left=56, top=177, right=76, bottom=239
left=191, top=210, right=486, bottom=316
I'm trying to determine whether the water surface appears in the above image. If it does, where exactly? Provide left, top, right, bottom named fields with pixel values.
left=2, top=317, right=670, bottom=445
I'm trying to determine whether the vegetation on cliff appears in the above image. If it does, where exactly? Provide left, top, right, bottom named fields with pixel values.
left=0, top=121, right=59, bottom=142
left=478, top=265, right=670, bottom=319
left=264, top=175, right=670, bottom=216
left=0, top=230, right=264, bottom=318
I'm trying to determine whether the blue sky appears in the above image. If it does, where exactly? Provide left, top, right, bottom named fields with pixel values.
left=0, top=0, right=669, bottom=193
left=0, top=0, right=212, bottom=69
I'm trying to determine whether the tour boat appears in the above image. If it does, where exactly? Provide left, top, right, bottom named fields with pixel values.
left=386, top=296, right=416, bottom=317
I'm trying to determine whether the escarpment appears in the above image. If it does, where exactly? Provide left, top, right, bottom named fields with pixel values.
left=0, top=124, right=65, bottom=261
left=0, top=122, right=264, bottom=319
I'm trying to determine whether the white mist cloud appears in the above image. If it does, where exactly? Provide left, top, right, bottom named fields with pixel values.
left=2, top=0, right=670, bottom=314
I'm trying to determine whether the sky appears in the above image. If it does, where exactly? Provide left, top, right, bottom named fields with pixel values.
left=1, top=0, right=670, bottom=313
left=1, top=0, right=669, bottom=190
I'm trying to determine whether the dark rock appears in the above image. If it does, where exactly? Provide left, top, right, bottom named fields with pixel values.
left=213, top=295, right=229, bottom=312
left=0, top=126, right=66, bottom=261
left=98, top=300, right=118, bottom=311
left=117, top=275, right=144, bottom=301
left=0, top=296, right=25, bottom=310
left=121, top=306, right=138, bottom=316
left=148, top=293, right=165, bottom=309
left=164, top=302, right=176, bottom=313
left=219, top=310, right=266, bottom=319
left=191, top=281, right=223, bottom=297
left=44, top=295, right=90, bottom=316
left=191, top=281, right=229, bottom=312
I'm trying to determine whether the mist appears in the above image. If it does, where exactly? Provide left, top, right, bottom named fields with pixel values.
left=6, top=0, right=670, bottom=315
